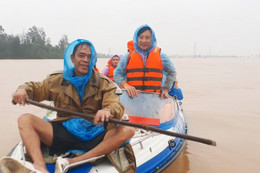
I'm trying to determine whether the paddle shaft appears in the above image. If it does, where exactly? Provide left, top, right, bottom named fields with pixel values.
left=24, top=99, right=216, bottom=146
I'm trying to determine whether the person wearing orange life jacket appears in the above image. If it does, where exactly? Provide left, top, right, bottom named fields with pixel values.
left=114, top=24, right=177, bottom=98
left=101, top=55, right=121, bottom=81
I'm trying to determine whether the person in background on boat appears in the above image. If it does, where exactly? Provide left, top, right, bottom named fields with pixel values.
left=114, top=24, right=177, bottom=98
left=11, top=39, right=136, bottom=173
left=101, top=55, right=121, bottom=81
left=168, top=80, right=183, bottom=100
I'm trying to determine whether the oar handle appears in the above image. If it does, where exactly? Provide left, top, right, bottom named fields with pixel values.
left=23, top=99, right=216, bottom=146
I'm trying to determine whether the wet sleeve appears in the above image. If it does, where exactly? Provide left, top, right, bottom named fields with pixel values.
left=113, top=52, right=129, bottom=87
left=18, top=76, right=51, bottom=101
left=160, top=52, right=177, bottom=89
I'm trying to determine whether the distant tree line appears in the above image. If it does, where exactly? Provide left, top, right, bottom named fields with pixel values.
left=0, top=25, right=70, bottom=59
left=0, top=25, right=111, bottom=59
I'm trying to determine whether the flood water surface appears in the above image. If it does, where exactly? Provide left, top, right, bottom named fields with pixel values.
left=0, top=58, right=259, bottom=173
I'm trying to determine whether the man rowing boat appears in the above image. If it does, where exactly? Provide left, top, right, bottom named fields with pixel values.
left=5, top=39, right=136, bottom=173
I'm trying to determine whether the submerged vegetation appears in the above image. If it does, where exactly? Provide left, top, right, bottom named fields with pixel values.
left=0, top=25, right=108, bottom=59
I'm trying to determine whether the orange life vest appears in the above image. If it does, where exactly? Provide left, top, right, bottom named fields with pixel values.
left=126, top=46, right=163, bottom=93
left=127, top=40, right=134, bottom=52
left=107, top=60, right=115, bottom=81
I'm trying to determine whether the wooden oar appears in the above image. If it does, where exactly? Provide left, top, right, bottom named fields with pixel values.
left=24, top=99, right=216, bottom=146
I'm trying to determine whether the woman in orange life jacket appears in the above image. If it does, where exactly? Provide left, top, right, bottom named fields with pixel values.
left=114, top=24, right=177, bottom=98
left=101, top=55, right=121, bottom=81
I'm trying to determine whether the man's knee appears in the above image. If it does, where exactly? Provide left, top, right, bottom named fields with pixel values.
left=17, top=113, right=35, bottom=129
left=126, top=126, right=135, bottom=138
left=119, top=126, right=135, bottom=140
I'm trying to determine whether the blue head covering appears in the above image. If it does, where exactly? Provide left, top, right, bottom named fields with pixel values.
left=133, top=24, right=157, bottom=58
left=63, top=39, right=97, bottom=102
left=109, top=55, right=121, bottom=68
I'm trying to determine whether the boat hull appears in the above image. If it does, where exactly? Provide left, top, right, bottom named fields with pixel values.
left=1, top=92, right=187, bottom=173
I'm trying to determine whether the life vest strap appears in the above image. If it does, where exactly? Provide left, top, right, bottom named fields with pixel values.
left=134, top=85, right=161, bottom=90
left=126, top=68, right=162, bottom=73
left=127, top=77, right=162, bottom=81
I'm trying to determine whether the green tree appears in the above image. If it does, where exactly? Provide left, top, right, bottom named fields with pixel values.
left=58, top=34, right=69, bottom=52
left=0, top=25, right=8, bottom=58
left=25, top=26, right=46, bottom=46
left=0, top=25, right=4, bottom=34
left=0, top=25, right=81, bottom=59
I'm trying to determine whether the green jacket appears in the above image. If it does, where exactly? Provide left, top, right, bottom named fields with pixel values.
left=18, top=70, right=124, bottom=129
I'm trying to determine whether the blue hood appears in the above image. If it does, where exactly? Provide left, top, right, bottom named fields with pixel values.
left=133, top=24, right=157, bottom=56
left=63, top=39, right=97, bottom=102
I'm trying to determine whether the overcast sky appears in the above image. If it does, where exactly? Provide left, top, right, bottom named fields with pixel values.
left=1, top=0, right=259, bottom=56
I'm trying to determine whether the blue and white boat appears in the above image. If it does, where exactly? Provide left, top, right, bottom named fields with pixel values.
left=0, top=91, right=187, bottom=173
